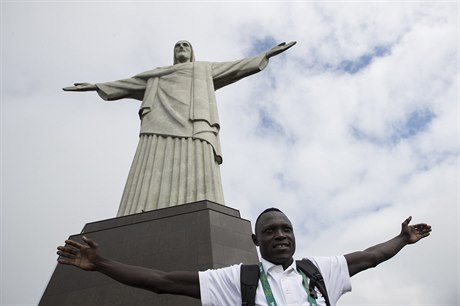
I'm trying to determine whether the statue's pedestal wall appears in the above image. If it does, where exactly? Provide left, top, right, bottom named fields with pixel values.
left=39, top=201, right=258, bottom=306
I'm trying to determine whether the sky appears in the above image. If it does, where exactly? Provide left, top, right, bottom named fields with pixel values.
left=1, top=1, right=459, bottom=305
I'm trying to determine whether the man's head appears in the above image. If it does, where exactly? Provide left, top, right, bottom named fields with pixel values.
left=173, top=40, right=195, bottom=64
left=252, top=208, right=296, bottom=269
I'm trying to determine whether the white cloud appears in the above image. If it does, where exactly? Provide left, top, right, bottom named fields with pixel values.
left=2, top=2, right=458, bottom=305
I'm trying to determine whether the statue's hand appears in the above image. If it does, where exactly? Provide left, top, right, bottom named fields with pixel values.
left=63, top=83, right=97, bottom=92
left=266, top=41, right=296, bottom=58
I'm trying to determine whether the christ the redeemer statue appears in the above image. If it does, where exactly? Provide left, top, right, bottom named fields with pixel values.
left=64, top=40, right=296, bottom=216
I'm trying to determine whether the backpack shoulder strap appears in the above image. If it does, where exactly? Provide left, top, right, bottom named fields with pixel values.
left=296, top=259, right=331, bottom=306
left=240, top=264, right=259, bottom=306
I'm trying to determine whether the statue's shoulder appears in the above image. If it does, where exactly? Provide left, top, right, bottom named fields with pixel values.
left=134, top=65, right=176, bottom=79
left=193, top=61, right=213, bottom=66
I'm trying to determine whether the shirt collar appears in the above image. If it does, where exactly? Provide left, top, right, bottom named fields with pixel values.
left=261, top=258, right=297, bottom=276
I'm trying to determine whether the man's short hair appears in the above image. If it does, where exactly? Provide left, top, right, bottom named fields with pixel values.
left=254, top=207, right=284, bottom=232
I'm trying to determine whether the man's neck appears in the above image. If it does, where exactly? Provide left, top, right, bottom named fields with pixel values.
left=282, top=258, right=294, bottom=270
left=262, top=257, right=294, bottom=270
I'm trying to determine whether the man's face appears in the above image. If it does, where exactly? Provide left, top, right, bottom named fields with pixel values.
left=253, top=211, right=296, bottom=268
left=174, top=41, right=192, bottom=63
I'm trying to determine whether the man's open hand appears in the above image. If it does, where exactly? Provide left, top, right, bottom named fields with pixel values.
left=401, top=216, right=432, bottom=244
left=57, top=236, right=101, bottom=271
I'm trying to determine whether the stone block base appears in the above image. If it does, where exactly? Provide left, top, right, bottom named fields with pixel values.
left=39, top=201, right=258, bottom=306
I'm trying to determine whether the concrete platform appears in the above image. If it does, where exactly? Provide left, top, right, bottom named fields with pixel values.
left=39, top=200, right=259, bottom=306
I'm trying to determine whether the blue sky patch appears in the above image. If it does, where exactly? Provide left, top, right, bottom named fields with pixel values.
left=255, top=109, right=297, bottom=145
left=350, top=126, right=383, bottom=144
left=258, top=108, right=283, bottom=133
left=344, top=202, right=392, bottom=220
left=351, top=108, right=435, bottom=145
left=338, top=45, right=391, bottom=74
left=391, top=109, right=435, bottom=142
left=255, top=108, right=296, bottom=144
left=249, top=36, right=278, bottom=55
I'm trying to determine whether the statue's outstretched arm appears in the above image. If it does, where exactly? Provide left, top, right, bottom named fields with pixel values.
left=266, top=41, right=296, bottom=59
left=63, top=82, right=98, bottom=92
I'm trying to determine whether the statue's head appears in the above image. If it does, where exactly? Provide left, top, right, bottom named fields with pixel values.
left=173, top=40, right=195, bottom=64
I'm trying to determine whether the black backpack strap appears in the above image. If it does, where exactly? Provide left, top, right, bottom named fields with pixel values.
left=240, top=264, right=259, bottom=306
left=296, top=259, right=331, bottom=306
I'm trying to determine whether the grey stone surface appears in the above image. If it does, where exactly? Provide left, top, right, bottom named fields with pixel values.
left=63, top=41, right=295, bottom=216
left=40, top=201, right=259, bottom=306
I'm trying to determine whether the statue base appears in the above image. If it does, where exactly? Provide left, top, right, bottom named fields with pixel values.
left=39, top=200, right=258, bottom=306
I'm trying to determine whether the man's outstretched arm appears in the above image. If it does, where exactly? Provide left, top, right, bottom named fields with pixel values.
left=57, top=236, right=200, bottom=298
left=344, top=216, right=432, bottom=277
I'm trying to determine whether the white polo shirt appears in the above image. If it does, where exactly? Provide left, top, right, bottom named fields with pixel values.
left=199, top=256, right=351, bottom=306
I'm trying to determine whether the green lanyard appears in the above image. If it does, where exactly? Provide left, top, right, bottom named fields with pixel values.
left=258, top=262, right=318, bottom=306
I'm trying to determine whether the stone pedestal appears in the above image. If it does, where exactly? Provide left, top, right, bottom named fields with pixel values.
left=39, top=201, right=258, bottom=306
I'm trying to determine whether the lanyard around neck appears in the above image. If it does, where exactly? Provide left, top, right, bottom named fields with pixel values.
left=258, top=262, right=318, bottom=306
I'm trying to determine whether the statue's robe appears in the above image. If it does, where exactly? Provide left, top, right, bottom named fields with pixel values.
left=95, top=54, right=268, bottom=216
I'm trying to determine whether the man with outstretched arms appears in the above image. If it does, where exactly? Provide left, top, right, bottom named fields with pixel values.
left=57, top=208, right=431, bottom=305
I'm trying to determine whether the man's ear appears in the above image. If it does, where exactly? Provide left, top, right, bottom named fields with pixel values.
left=251, top=234, right=259, bottom=246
